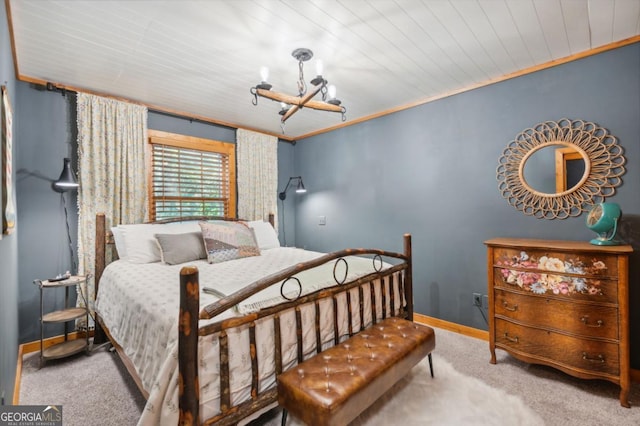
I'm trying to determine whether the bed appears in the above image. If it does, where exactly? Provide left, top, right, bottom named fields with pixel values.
left=93, top=213, right=414, bottom=425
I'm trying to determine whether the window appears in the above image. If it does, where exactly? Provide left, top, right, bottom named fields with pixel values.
left=148, top=130, right=236, bottom=220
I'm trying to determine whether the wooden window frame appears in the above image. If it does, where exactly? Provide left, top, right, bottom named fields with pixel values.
left=147, top=129, right=236, bottom=220
left=554, top=147, right=584, bottom=193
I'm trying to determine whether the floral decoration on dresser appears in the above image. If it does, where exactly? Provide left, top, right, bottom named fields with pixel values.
left=496, top=251, right=607, bottom=296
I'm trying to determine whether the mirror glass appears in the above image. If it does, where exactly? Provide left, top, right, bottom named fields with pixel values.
left=522, top=145, right=586, bottom=194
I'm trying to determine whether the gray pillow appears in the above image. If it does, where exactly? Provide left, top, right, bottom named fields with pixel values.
left=155, top=232, right=207, bottom=265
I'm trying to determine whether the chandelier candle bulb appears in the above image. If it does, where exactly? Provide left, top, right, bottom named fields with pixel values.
left=327, top=85, right=341, bottom=105
left=279, top=102, right=290, bottom=116
left=256, top=66, right=272, bottom=91
left=310, top=59, right=326, bottom=86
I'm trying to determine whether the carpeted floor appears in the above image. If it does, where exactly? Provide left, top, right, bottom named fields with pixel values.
left=433, top=327, right=640, bottom=426
left=19, top=326, right=640, bottom=425
left=20, top=347, right=145, bottom=426
left=260, top=354, right=544, bottom=426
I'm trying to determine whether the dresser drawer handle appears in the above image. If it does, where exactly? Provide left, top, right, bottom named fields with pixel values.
left=580, top=317, right=603, bottom=328
left=582, top=352, right=605, bottom=363
left=504, top=332, right=519, bottom=343
left=502, top=301, right=518, bottom=312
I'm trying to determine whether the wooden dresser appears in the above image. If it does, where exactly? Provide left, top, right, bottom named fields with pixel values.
left=485, top=238, right=632, bottom=407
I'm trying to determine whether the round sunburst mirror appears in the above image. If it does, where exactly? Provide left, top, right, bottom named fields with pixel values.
left=496, top=118, right=626, bottom=219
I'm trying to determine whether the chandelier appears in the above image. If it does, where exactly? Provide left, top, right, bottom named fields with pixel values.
left=250, top=48, right=346, bottom=132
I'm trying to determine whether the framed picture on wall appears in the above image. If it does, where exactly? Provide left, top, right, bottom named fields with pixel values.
left=2, top=85, right=15, bottom=235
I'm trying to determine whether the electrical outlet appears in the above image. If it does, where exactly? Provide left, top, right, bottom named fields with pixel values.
left=482, top=295, right=489, bottom=309
left=318, top=215, right=326, bottom=226
left=472, top=293, right=482, bottom=307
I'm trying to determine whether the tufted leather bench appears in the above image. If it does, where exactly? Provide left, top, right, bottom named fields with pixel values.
left=277, top=317, right=436, bottom=426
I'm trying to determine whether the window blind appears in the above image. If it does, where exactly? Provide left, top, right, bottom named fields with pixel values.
left=151, top=143, right=230, bottom=219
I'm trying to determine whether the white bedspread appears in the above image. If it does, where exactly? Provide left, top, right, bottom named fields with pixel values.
left=95, top=247, right=397, bottom=425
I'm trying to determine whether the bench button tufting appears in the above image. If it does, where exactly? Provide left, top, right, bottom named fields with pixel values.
left=277, top=318, right=435, bottom=426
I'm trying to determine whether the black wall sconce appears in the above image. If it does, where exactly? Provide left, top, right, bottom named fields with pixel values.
left=51, top=157, right=79, bottom=274
left=279, top=176, right=306, bottom=200
left=278, top=176, right=306, bottom=247
left=52, top=158, right=79, bottom=192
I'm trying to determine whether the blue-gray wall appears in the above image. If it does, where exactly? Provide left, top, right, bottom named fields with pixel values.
left=0, top=0, right=18, bottom=405
left=16, top=86, right=78, bottom=346
left=293, top=43, right=640, bottom=367
left=277, top=141, right=297, bottom=246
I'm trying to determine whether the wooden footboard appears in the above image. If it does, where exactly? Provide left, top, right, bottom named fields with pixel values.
left=94, top=213, right=413, bottom=426
left=180, top=237, right=412, bottom=425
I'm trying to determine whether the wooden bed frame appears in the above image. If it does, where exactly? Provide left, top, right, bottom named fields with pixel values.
left=93, top=213, right=414, bottom=425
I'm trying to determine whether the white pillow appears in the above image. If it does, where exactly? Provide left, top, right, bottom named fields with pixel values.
left=118, top=222, right=201, bottom=263
left=111, top=227, right=128, bottom=260
left=248, top=220, right=280, bottom=250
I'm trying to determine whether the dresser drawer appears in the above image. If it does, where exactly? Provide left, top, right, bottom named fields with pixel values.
left=492, top=267, right=618, bottom=304
left=495, top=318, right=619, bottom=376
left=492, top=247, right=617, bottom=277
left=494, top=290, right=619, bottom=340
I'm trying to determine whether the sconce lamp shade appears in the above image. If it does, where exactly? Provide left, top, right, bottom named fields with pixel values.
left=279, top=176, right=306, bottom=200
left=295, top=178, right=306, bottom=193
left=53, top=158, right=79, bottom=192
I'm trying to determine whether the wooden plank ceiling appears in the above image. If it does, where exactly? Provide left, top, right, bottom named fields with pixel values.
left=8, top=0, right=640, bottom=139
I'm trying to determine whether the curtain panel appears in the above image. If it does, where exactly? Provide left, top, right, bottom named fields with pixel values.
left=76, top=93, right=148, bottom=324
left=236, top=129, right=278, bottom=226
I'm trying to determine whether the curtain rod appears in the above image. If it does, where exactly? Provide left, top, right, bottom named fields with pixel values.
left=41, top=81, right=295, bottom=144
